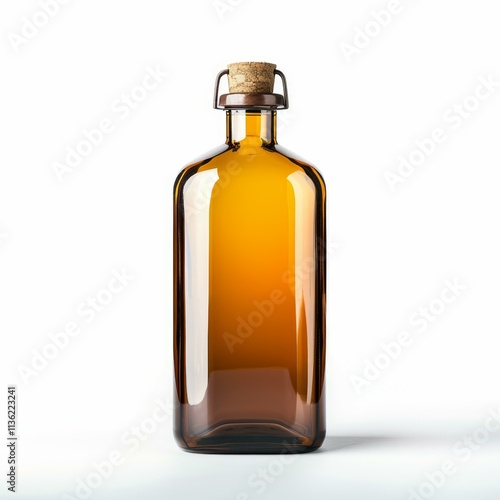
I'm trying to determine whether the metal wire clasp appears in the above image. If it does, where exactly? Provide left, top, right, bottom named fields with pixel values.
left=213, top=69, right=289, bottom=110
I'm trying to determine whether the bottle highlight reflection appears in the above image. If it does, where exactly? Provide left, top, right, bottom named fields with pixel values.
left=174, top=65, right=326, bottom=454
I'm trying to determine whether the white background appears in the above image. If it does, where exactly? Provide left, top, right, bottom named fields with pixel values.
left=1, top=0, right=500, bottom=499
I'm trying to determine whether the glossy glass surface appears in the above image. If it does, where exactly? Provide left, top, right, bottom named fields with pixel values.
left=174, top=110, right=326, bottom=453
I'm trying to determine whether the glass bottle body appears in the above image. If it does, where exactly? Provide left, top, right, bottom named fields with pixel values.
left=174, top=110, right=326, bottom=453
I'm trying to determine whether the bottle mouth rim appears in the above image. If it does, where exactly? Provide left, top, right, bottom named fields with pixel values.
left=213, top=69, right=289, bottom=110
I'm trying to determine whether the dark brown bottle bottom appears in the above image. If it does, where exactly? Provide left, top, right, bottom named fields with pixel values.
left=175, top=422, right=325, bottom=454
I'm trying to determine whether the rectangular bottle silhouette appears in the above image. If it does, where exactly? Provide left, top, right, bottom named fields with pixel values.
left=173, top=63, right=326, bottom=453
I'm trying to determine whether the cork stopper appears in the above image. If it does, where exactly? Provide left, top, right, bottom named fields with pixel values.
left=227, top=62, right=276, bottom=94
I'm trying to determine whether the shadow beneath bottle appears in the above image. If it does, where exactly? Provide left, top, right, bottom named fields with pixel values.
left=317, top=435, right=403, bottom=453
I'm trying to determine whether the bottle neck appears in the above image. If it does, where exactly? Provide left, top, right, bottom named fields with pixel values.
left=226, top=110, right=277, bottom=147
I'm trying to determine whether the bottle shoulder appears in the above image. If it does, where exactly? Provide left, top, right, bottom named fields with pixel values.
left=175, top=144, right=229, bottom=175
left=272, top=145, right=325, bottom=188
left=175, top=144, right=325, bottom=193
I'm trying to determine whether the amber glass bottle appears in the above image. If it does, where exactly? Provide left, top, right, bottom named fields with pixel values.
left=173, top=62, right=326, bottom=453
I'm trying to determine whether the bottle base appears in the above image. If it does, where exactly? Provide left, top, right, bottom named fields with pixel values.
left=176, top=421, right=325, bottom=454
